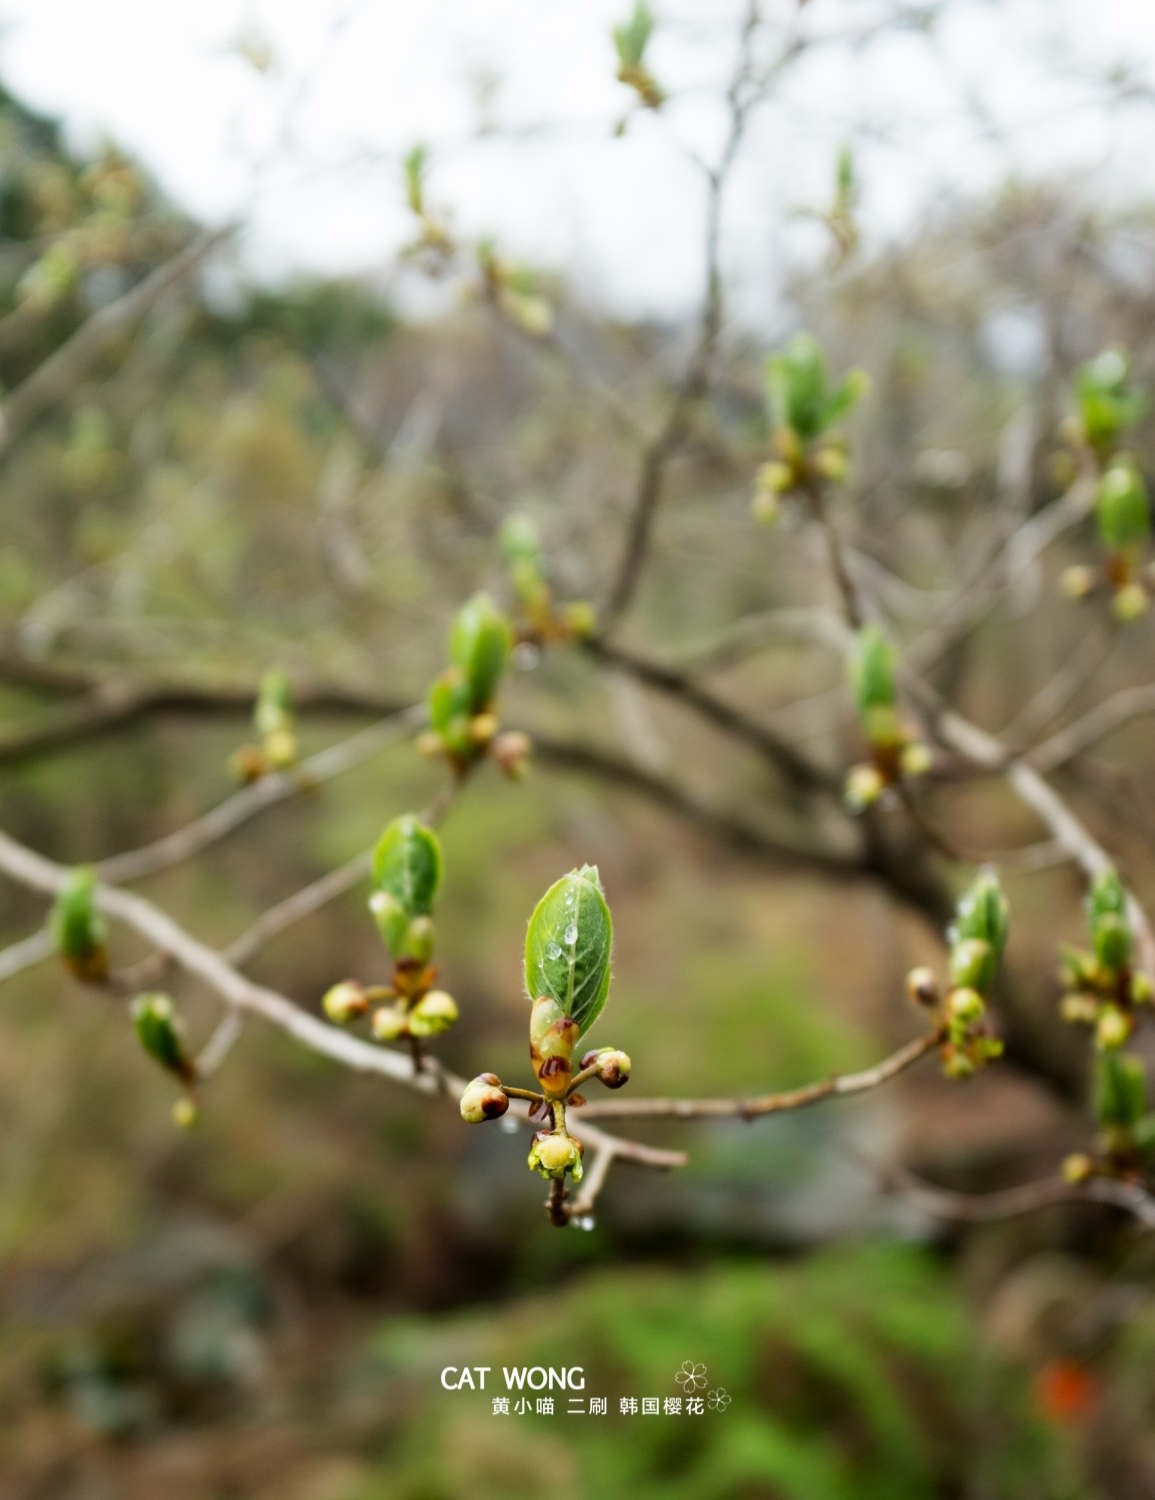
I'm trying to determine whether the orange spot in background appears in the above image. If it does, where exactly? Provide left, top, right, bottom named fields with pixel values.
left=1035, top=1358, right=1095, bottom=1423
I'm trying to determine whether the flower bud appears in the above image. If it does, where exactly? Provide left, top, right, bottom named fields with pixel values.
left=409, top=989, right=458, bottom=1036
left=529, top=996, right=580, bottom=1098
left=941, top=1045, right=975, bottom=1080
left=229, top=744, right=266, bottom=782
left=1060, top=992, right=1099, bottom=1025
left=372, top=1004, right=409, bottom=1041
left=905, top=966, right=939, bottom=1008
left=900, top=740, right=933, bottom=778
left=490, top=730, right=532, bottom=779
left=844, top=763, right=884, bottom=812
left=949, top=938, right=996, bottom=994
left=813, top=445, right=848, bottom=482
left=1113, top=582, right=1149, bottom=622
left=947, top=986, right=984, bottom=1023
left=1131, top=971, right=1154, bottom=1005
left=564, top=601, right=597, bottom=639
left=1062, top=1152, right=1095, bottom=1184
left=172, top=1097, right=199, bottom=1130
left=1095, top=1004, right=1131, bottom=1051
left=1060, top=565, right=1096, bottom=600
left=470, top=712, right=499, bottom=745
left=460, top=1076, right=510, bottom=1123
left=322, top=980, right=368, bottom=1024
left=527, top=1129, right=584, bottom=1182
left=593, top=1048, right=631, bottom=1089
left=263, top=727, right=298, bottom=769
left=417, top=731, right=446, bottom=759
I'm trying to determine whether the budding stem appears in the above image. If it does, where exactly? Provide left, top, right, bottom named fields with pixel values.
left=546, top=1177, right=569, bottom=1227
left=567, top=1065, right=599, bottom=1095
left=501, top=1085, right=545, bottom=1104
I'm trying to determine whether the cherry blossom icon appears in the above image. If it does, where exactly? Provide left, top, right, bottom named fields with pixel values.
left=675, top=1361, right=708, bottom=1392
left=707, top=1387, right=731, bottom=1411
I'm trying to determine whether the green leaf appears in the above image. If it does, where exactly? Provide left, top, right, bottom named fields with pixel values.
left=449, top=592, right=512, bottom=712
left=131, top=993, right=193, bottom=1081
left=51, top=867, right=107, bottom=964
left=524, top=865, right=613, bottom=1037
left=1096, top=456, right=1150, bottom=559
left=1095, top=1049, right=1147, bottom=1127
left=254, top=666, right=292, bottom=738
left=1075, top=346, right=1146, bottom=448
left=848, top=625, right=895, bottom=715
left=404, top=144, right=426, bottom=215
left=950, top=871, right=1009, bottom=961
left=612, top=3, right=654, bottom=68
left=427, top=667, right=472, bottom=743
left=373, top=816, right=441, bottom=917
left=766, top=334, right=828, bottom=440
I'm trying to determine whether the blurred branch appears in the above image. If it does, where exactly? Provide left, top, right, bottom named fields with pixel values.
left=1030, top=682, right=1155, bottom=772
left=0, top=927, right=53, bottom=982
left=658, top=606, right=852, bottom=674
left=871, top=1157, right=1155, bottom=1230
left=0, top=228, right=230, bottom=457
left=223, top=847, right=373, bottom=969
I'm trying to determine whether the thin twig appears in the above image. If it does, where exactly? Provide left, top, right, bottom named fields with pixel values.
left=871, top=1156, right=1155, bottom=1229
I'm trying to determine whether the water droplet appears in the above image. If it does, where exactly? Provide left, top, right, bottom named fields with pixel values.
left=564, top=924, right=578, bottom=946
left=564, top=893, right=574, bottom=906
left=572, top=1215, right=596, bottom=1231
left=546, top=942, right=562, bottom=961
left=499, top=1115, right=521, bottom=1134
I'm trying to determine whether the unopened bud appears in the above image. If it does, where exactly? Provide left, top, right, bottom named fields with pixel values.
left=263, top=727, right=298, bottom=769
left=593, top=1048, right=631, bottom=1089
left=1131, top=971, right=1154, bottom=1004
left=527, top=1129, right=584, bottom=1182
left=372, top=1004, right=409, bottom=1041
left=470, top=712, right=499, bottom=745
left=460, top=1076, right=510, bottom=1123
left=1094, top=912, right=1132, bottom=973
left=229, top=744, right=266, bottom=783
left=900, top=741, right=933, bottom=778
left=490, top=729, right=531, bottom=779
left=530, top=995, right=580, bottom=1099
left=949, top=938, right=995, bottom=994
left=1060, top=993, right=1099, bottom=1025
left=409, top=989, right=458, bottom=1036
left=1060, top=565, right=1096, bottom=600
left=1113, top=582, right=1149, bottom=622
left=844, top=763, right=884, bottom=812
left=322, top=980, right=368, bottom=1024
left=947, top=986, right=985, bottom=1022
left=564, top=601, right=597, bottom=639
left=751, top=488, right=781, bottom=525
left=1095, top=1004, right=1131, bottom=1050
left=402, top=916, right=436, bottom=964
left=1062, top=1152, right=1095, bottom=1184
left=812, top=445, right=848, bottom=482
left=941, top=1045, right=975, bottom=1080
left=172, top=1097, right=199, bottom=1129
left=905, top=966, right=939, bottom=1007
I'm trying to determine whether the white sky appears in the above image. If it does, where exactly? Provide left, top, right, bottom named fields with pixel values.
left=0, top=0, right=1153, bottom=323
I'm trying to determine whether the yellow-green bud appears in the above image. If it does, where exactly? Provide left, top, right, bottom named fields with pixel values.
left=527, top=1130, right=584, bottom=1182
left=1113, top=582, right=1149, bottom=622
left=905, top=966, right=939, bottom=1008
left=564, top=601, right=597, bottom=639
left=401, top=915, right=436, bottom=964
left=470, top=712, right=499, bottom=745
left=900, top=741, right=933, bottom=778
left=844, top=763, right=884, bottom=812
left=172, top=1097, right=199, bottom=1130
left=941, top=1046, right=975, bottom=1080
left=947, top=987, right=985, bottom=1023
left=751, top=487, right=781, bottom=525
left=1062, top=1152, right=1095, bottom=1184
left=1060, top=992, right=1099, bottom=1025
left=1131, top=971, right=1154, bottom=1004
left=812, top=445, right=848, bottom=482
left=582, top=1047, right=631, bottom=1089
left=1060, top=565, right=1096, bottom=600
left=263, top=727, right=298, bottom=769
left=949, top=938, right=995, bottom=994
left=409, top=989, right=458, bottom=1036
left=322, top=980, right=368, bottom=1024
left=460, top=1074, right=509, bottom=1123
left=1095, top=1004, right=1131, bottom=1050
left=372, top=1004, right=409, bottom=1041
left=529, top=995, right=580, bottom=1099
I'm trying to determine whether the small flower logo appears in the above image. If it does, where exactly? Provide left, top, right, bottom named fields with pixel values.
left=707, top=1387, right=731, bottom=1411
left=675, top=1360, right=708, bottom=1392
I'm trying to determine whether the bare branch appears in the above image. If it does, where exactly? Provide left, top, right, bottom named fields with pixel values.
left=223, top=847, right=373, bottom=968
left=1031, top=682, right=1155, bottom=772
left=0, top=927, right=54, bottom=982
left=871, top=1157, right=1155, bottom=1229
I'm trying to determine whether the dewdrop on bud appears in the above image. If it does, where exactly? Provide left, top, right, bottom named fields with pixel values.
left=323, top=981, right=368, bottom=1025
left=1061, top=565, right=1096, bottom=600
left=1060, top=993, right=1099, bottom=1025
left=844, top=763, right=884, bottom=812
left=1113, top=582, right=1149, bottom=622
left=1095, top=1004, right=1131, bottom=1050
left=1062, top=1152, right=1095, bottom=1184
left=527, top=1130, right=584, bottom=1182
left=905, top=967, right=939, bottom=1008
left=900, top=741, right=933, bottom=778
left=172, top=1097, right=199, bottom=1130
left=947, top=987, right=985, bottom=1023
left=372, top=1004, right=409, bottom=1041
left=460, top=1074, right=509, bottom=1123
left=409, top=989, right=458, bottom=1036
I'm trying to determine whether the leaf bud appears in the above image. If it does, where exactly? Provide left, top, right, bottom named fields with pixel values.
left=1131, top=971, right=1154, bottom=1004
left=1094, top=1049, right=1147, bottom=1127
left=322, top=980, right=369, bottom=1024
left=1062, top=1152, right=1095, bottom=1184
left=409, top=989, right=458, bottom=1036
left=905, top=966, right=939, bottom=1007
left=401, top=916, right=436, bottom=965
left=1094, top=912, right=1132, bottom=972
left=947, top=986, right=985, bottom=1023
left=950, top=871, right=1009, bottom=963
left=949, top=938, right=996, bottom=994
left=1060, top=993, right=1099, bottom=1025
left=1095, top=1004, right=1131, bottom=1051
left=172, top=1097, right=199, bottom=1130
left=1060, top=564, right=1097, bottom=600
left=900, top=740, right=933, bottom=778
left=844, top=763, right=884, bottom=812
left=369, top=889, right=409, bottom=955
left=254, top=666, right=293, bottom=740
left=52, top=867, right=109, bottom=982
left=372, top=1004, right=409, bottom=1041
left=848, top=625, right=896, bottom=717
left=450, top=592, right=513, bottom=714
left=1096, top=454, right=1150, bottom=561
left=460, top=1075, right=510, bottom=1123
left=131, top=993, right=195, bottom=1082
left=1112, top=582, right=1148, bottom=622
left=527, top=1129, right=584, bottom=1182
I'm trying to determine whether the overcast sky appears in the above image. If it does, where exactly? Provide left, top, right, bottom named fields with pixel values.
left=0, top=0, right=1152, bottom=322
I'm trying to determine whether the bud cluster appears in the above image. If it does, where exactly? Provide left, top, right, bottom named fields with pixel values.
left=420, top=592, right=528, bottom=778
left=751, top=333, right=869, bottom=525
left=843, top=626, right=932, bottom=811
left=461, top=866, right=631, bottom=1220
left=1059, top=349, right=1152, bottom=622
left=229, top=667, right=299, bottom=783
left=323, top=816, right=459, bottom=1052
left=907, top=872, right=1009, bottom=1078
left=1058, top=868, right=1152, bottom=1051
left=500, top=514, right=596, bottom=647
left=52, top=867, right=109, bottom=982
left=1064, top=1049, right=1155, bottom=1186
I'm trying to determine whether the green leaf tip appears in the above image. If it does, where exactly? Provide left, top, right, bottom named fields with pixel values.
left=449, top=591, right=512, bottom=713
left=131, top=992, right=194, bottom=1082
left=950, top=871, right=1009, bottom=967
left=524, top=865, right=613, bottom=1038
left=52, top=866, right=108, bottom=979
left=372, top=815, right=442, bottom=916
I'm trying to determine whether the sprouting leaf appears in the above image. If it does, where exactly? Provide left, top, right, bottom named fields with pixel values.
left=404, top=144, right=427, bottom=216
left=848, top=626, right=895, bottom=712
left=254, top=666, right=292, bottom=738
left=52, top=867, right=108, bottom=978
left=1075, top=346, right=1146, bottom=449
left=1096, top=456, right=1150, bottom=560
left=1095, top=1049, right=1146, bottom=1128
left=131, top=993, right=194, bottom=1081
left=951, top=871, right=1009, bottom=961
left=450, top=592, right=512, bottom=712
left=373, top=815, right=441, bottom=916
left=613, top=3, right=655, bottom=68
left=525, top=865, right=613, bottom=1037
